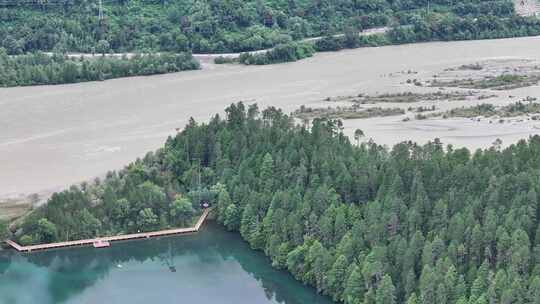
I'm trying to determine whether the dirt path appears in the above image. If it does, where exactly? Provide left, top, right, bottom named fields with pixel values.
left=43, top=27, right=389, bottom=64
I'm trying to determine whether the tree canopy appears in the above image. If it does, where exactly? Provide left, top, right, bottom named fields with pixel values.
left=0, top=50, right=199, bottom=87
left=0, top=0, right=536, bottom=55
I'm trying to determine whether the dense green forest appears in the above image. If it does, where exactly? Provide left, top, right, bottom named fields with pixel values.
left=238, top=41, right=315, bottom=65
left=0, top=0, right=537, bottom=56
left=0, top=50, right=199, bottom=87
left=12, top=103, right=540, bottom=303
left=4, top=0, right=540, bottom=81
left=315, top=15, right=540, bottom=50
left=240, top=15, right=540, bottom=65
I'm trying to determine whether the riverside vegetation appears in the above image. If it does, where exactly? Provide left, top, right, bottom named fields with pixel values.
left=0, top=50, right=199, bottom=87
left=441, top=100, right=540, bottom=119
left=8, top=103, right=540, bottom=304
left=317, top=92, right=477, bottom=105
left=293, top=105, right=405, bottom=120
left=430, top=74, right=540, bottom=91
left=3, top=0, right=540, bottom=70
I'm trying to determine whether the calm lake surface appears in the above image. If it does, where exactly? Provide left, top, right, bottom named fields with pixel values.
left=0, top=222, right=333, bottom=304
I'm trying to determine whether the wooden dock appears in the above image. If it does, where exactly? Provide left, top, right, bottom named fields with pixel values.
left=5, top=208, right=211, bottom=253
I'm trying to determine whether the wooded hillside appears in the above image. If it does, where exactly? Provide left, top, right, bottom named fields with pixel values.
left=0, top=0, right=534, bottom=55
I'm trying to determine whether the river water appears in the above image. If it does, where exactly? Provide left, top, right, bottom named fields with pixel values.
left=2, top=36, right=540, bottom=198
left=0, top=222, right=333, bottom=304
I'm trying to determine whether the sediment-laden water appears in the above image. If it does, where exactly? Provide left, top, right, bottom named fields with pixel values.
left=3, top=36, right=540, bottom=199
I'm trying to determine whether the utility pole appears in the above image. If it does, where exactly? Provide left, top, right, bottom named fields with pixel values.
left=98, top=0, right=103, bottom=21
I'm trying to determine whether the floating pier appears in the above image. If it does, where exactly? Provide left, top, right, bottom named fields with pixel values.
left=5, top=208, right=211, bottom=253
left=93, top=240, right=110, bottom=248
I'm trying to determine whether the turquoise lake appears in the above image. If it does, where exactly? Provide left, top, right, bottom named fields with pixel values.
left=0, top=222, right=334, bottom=304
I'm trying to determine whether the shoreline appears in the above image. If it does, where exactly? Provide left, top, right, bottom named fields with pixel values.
left=1, top=34, right=538, bottom=91
left=4, top=208, right=211, bottom=253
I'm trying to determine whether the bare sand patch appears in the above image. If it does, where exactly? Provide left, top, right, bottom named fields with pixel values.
left=425, top=59, right=540, bottom=90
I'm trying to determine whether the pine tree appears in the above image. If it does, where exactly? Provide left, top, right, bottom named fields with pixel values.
left=376, top=274, right=396, bottom=304
left=259, top=153, right=274, bottom=193
left=336, top=233, right=356, bottom=262
left=328, top=255, right=348, bottom=300
left=510, top=229, right=530, bottom=275
left=286, top=244, right=308, bottom=280
left=406, top=293, right=418, bottom=304
left=224, top=204, right=240, bottom=231
left=334, top=206, right=348, bottom=244
left=307, top=240, right=331, bottom=292
left=0, top=220, right=8, bottom=241
left=435, top=283, right=448, bottom=304
left=443, top=265, right=458, bottom=303
left=403, top=269, right=416, bottom=299
left=240, top=203, right=260, bottom=248
left=473, top=294, right=488, bottom=304
left=217, top=188, right=232, bottom=222
left=272, top=242, right=289, bottom=269
left=419, top=265, right=436, bottom=304
left=528, top=276, right=540, bottom=304
left=344, top=265, right=365, bottom=304
left=469, top=276, right=486, bottom=303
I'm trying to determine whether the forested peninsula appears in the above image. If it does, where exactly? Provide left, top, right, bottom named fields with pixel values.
left=9, top=103, right=540, bottom=304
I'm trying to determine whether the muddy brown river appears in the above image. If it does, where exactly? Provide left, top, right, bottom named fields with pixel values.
left=2, top=36, right=540, bottom=199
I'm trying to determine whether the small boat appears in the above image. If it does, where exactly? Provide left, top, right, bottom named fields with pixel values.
left=93, top=240, right=110, bottom=248
left=117, top=264, right=123, bottom=268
